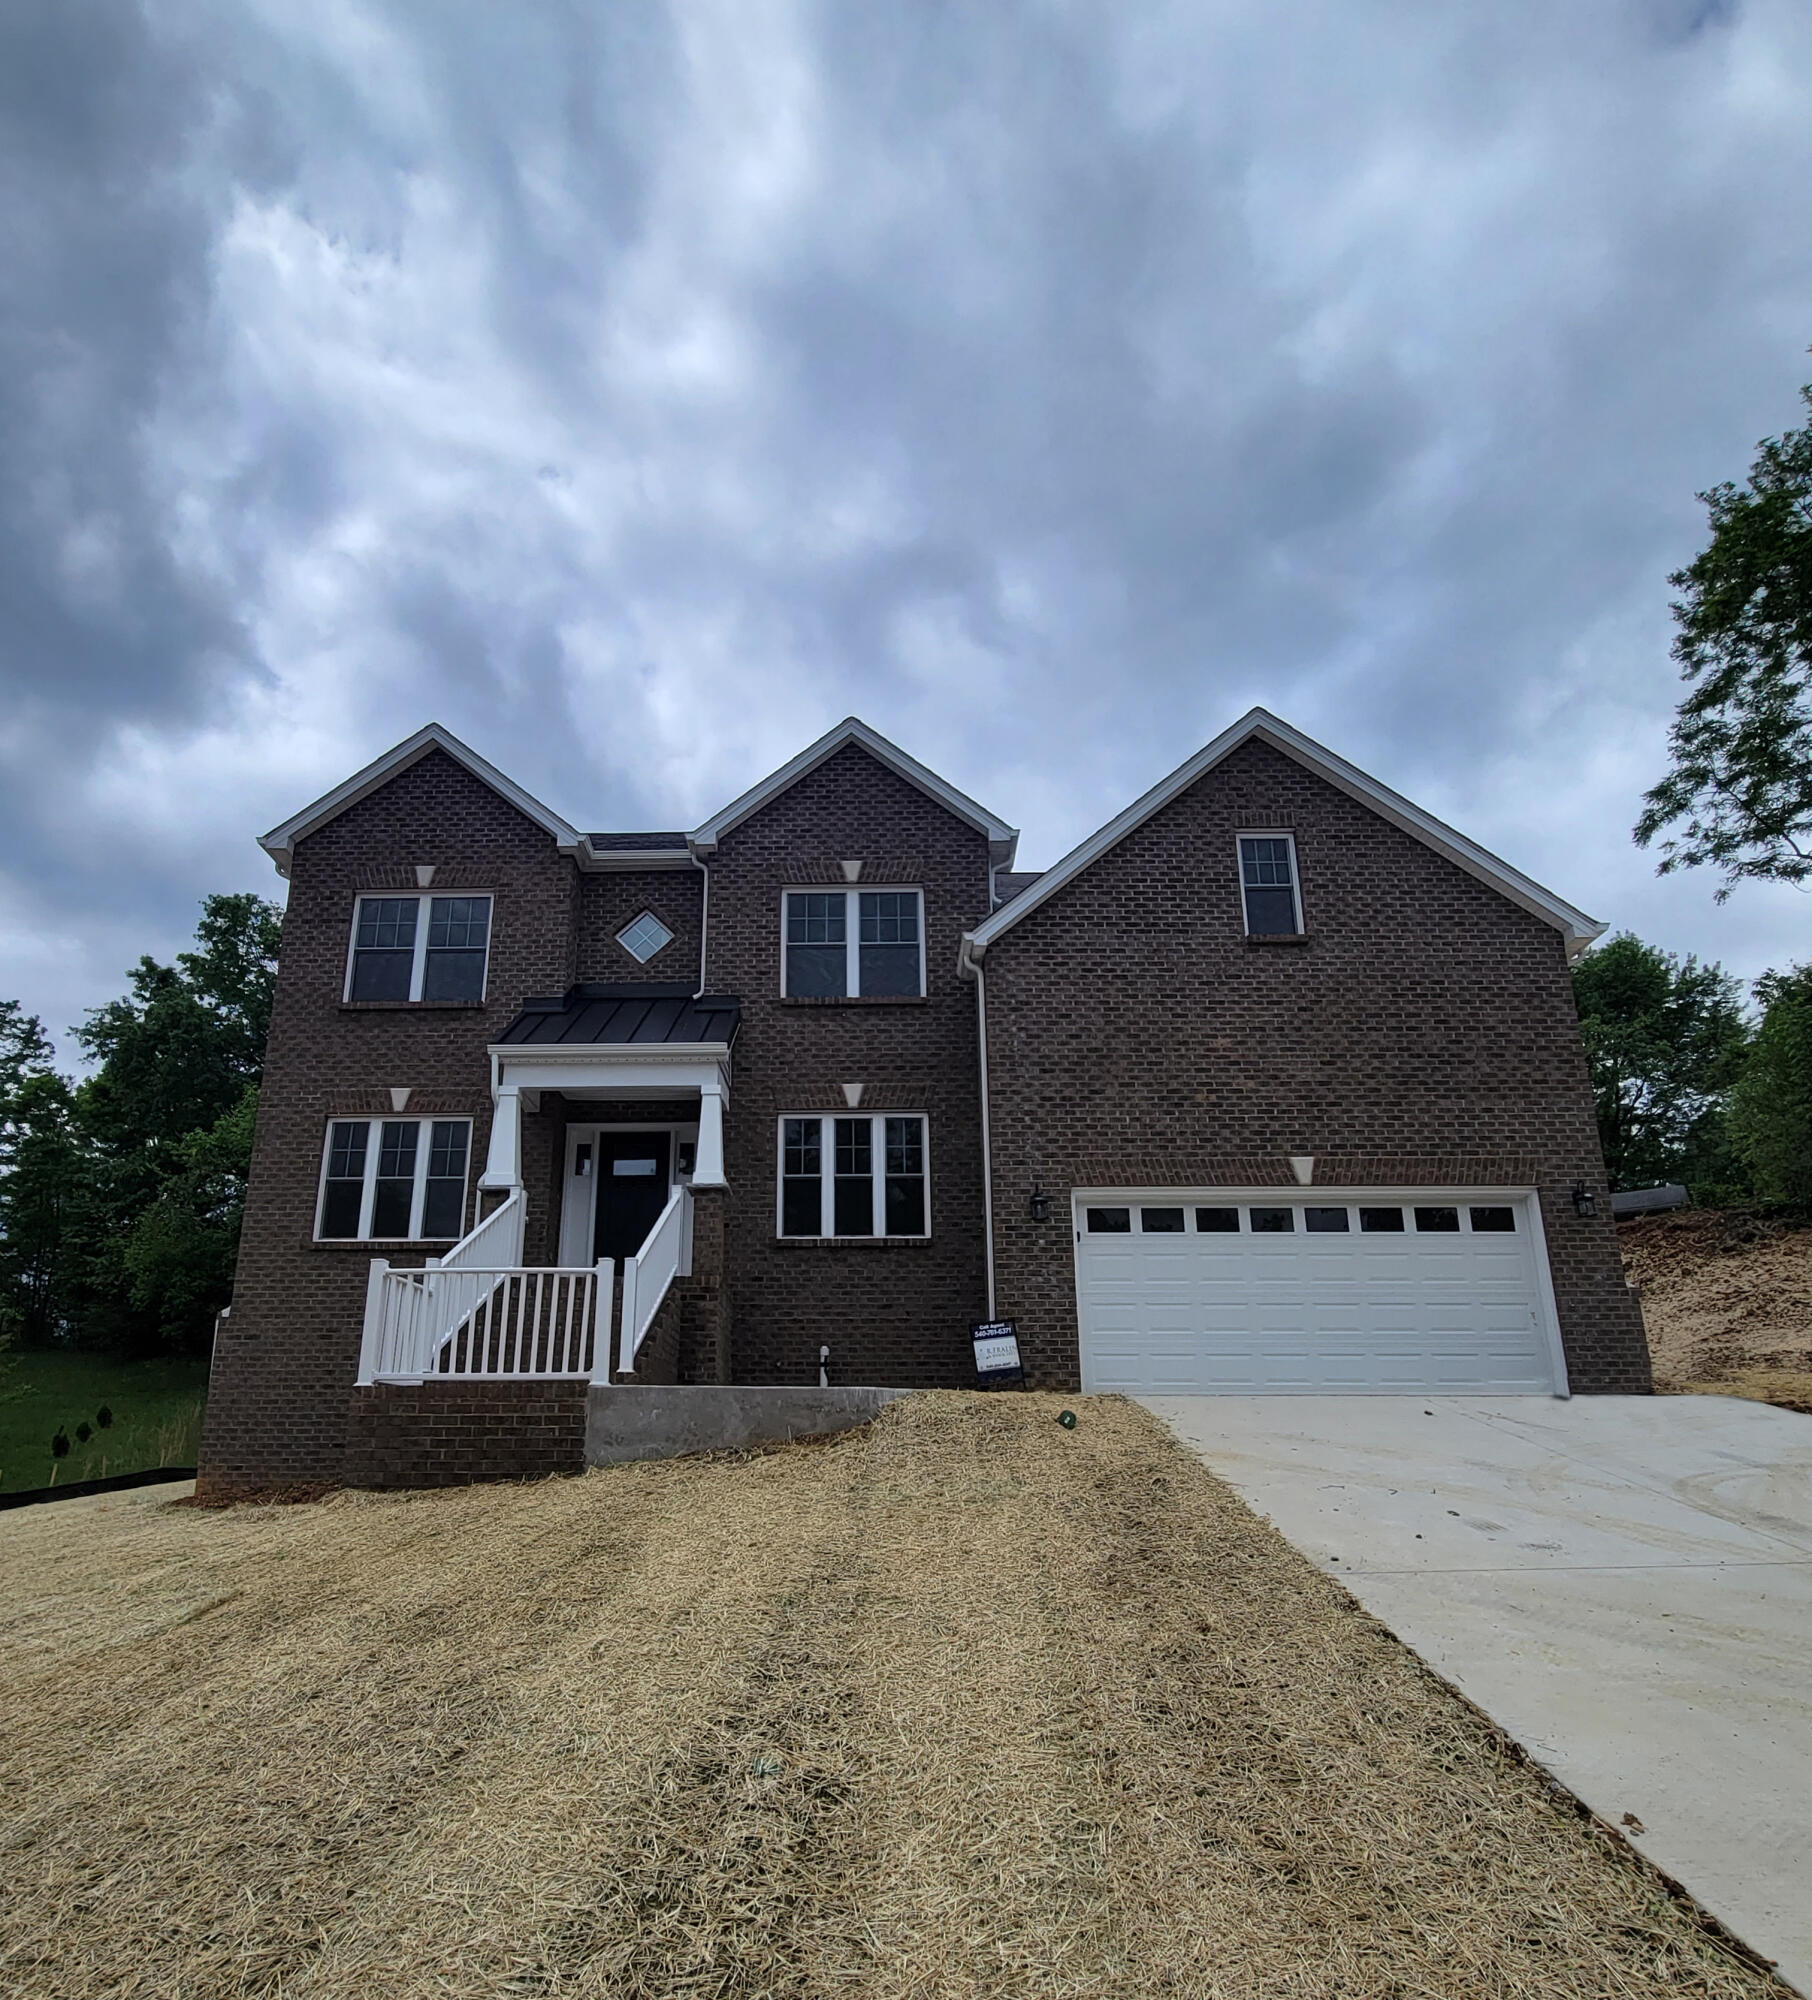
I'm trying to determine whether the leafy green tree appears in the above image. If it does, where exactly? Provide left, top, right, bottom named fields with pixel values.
left=1571, top=933, right=1751, bottom=1191
left=1728, top=966, right=1812, bottom=1206
left=121, top=1085, right=259, bottom=1350
left=63, top=893, right=281, bottom=1355
left=0, top=1006, right=78, bottom=1351
left=1635, top=378, right=1812, bottom=896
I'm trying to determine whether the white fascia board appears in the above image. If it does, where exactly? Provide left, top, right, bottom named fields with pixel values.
left=689, top=716, right=1019, bottom=867
left=965, top=708, right=1605, bottom=960
left=258, top=723, right=585, bottom=877
left=578, top=845, right=696, bottom=872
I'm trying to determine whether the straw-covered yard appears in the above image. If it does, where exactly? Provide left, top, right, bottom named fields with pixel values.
left=0, top=1392, right=1785, bottom=1999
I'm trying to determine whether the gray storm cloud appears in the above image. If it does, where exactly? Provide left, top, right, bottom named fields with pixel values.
left=2, top=0, right=1809, bottom=1047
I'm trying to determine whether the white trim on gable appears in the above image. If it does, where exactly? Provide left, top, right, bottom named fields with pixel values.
left=963, top=708, right=1605, bottom=960
left=259, top=723, right=585, bottom=878
left=688, top=716, right=1019, bottom=867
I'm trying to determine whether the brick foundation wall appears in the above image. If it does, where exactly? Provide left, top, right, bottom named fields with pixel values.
left=342, top=1380, right=588, bottom=1489
left=981, top=738, right=1651, bottom=1395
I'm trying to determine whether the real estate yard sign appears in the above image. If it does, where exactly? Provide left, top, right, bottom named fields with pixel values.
left=971, top=1321, right=1025, bottom=1389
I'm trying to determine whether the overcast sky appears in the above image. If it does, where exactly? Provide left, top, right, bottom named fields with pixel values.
left=4, top=0, right=1810, bottom=1055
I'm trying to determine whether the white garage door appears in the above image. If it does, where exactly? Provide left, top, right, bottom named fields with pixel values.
left=1075, top=1191, right=1562, bottom=1394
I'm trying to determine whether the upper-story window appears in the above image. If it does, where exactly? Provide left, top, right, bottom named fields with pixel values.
left=1237, top=836, right=1302, bottom=936
left=782, top=889, right=923, bottom=997
left=347, top=894, right=492, bottom=1003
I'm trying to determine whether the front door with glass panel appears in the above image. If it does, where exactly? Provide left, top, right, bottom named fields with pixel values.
left=593, top=1132, right=672, bottom=1260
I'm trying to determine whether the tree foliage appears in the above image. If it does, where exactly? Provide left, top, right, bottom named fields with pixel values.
left=0, top=894, right=281, bottom=1355
left=1635, top=379, right=1812, bottom=896
left=1571, top=933, right=1750, bottom=1192
left=1727, top=966, right=1812, bottom=1207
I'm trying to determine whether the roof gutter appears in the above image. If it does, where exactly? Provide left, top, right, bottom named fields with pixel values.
left=958, top=932, right=996, bottom=1320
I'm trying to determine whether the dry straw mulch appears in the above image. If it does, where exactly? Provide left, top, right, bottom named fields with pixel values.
left=0, top=1392, right=1785, bottom=1999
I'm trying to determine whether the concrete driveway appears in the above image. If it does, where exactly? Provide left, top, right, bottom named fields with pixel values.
left=1142, top=1393, right=1812, bottom=1996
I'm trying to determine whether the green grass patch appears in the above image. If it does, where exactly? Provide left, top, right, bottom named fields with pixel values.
left=0, top=1351, right=207, bottom=1496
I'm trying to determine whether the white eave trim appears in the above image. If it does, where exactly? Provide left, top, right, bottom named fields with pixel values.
left=964, top=707, right=1605, bottom=960
left=688, top=715, right=1019, bottom=867
left=488, top=1040, right=734, bottom=1066
left=258, top=722, right=585, bottom=878
left=578, top=845, right=695, bottom=871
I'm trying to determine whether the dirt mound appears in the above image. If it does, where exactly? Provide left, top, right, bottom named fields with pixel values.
left=1621, top=1208, right=1812, bottom=1408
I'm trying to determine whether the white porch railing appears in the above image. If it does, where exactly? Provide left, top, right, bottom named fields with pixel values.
left=441, top=1187, right=526, bottom=1272
left=361, top=1261, right=613, bottom=1382
left=618, top=1185, right=692, bottom=1376
left=356, top=1181, right=693, bottom=1386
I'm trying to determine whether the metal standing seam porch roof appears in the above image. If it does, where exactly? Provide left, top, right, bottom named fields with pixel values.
left=497, top=984, right=741, bottom=1048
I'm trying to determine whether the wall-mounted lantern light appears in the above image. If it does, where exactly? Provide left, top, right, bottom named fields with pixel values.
left=1571, top=1181, right=1596, bottom=1218
left=1029, top=1182, right=1050, bottom=1223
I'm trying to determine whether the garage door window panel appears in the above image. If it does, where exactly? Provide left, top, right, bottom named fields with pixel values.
left=1195, top=1207, right=1240, bottom=1232
left=1250, top=1207, right=1296, bottom=1232
left=1141, top=1208, right=1186, bottom=1232
left=1087, top=1208, right=1131, bottom=1232
left=1415, top=1206, right=1461, bottom=1232
left=1305, top=1207, right=1350, bottom=1233
left=1470, top=1206, right=1517, bottom=1232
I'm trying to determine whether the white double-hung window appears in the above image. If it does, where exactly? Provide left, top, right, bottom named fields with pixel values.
left=1237, top=835, right=1302, bottom=936
left=347, top=894, right=492, bottom=1002
left=316, top=1118, right=473, bottom=1241
left=778, top=1114, right=929, bottom=1237
left=782, top=889, right=923, bottom=996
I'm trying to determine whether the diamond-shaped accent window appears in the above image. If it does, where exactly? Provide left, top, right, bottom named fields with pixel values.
left=616, top=910, right=675, bottom=964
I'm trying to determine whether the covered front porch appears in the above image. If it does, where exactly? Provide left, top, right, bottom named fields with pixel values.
left=356, top=985, right=739, bottom=1389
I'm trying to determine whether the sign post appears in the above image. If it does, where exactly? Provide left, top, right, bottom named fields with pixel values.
left=970, top=1320, right=1026, bottom=1390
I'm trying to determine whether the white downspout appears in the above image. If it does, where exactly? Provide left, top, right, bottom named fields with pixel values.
left=688, top=845, right=710, bottom=999
left=959, top=934, right=996, bottom=1320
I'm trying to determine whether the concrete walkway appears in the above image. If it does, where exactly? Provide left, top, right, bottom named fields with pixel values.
left=1141, top=1394, right=1812, bottom=1996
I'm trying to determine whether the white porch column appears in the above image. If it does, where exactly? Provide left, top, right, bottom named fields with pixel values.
left=693, top=1076, right=728, bottom=1187
left=480, top=1082, right=524, bottom=1190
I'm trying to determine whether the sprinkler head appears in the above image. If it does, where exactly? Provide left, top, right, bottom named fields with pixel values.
left=1057, top=1410, right=1078, bottom=1430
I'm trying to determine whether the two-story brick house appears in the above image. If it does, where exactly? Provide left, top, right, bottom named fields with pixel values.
left=196, top=710, right=1649, bottom=1499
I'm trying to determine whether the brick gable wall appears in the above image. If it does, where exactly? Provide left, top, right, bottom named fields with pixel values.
left=705, top=742, right=992, bottom=1386
left=197, top=748, right=581, bottom=1499
left=981, top=737, right=1649, bottom=1392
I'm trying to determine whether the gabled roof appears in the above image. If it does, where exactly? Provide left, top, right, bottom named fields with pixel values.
left=689, top=716, right=1019, bottom=867
left=964, top=708, right=1604, bottom=960
left=259, top=723, right=584, bottom=878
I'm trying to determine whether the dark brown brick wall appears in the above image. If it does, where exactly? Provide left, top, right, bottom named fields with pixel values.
left=706, top=742, right=992, bottom=1387
left=981, top=737, right=1650, bottom=1393
left=342, top=1380, right=587, bottom=1488
left=577, top=867, right=703, bottom=983
left=198, top=748, right=582, bottom=1498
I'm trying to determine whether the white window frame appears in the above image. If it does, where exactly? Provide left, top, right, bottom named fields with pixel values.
left=1234, top=831, right=1303, bottom=936
left=615, top=908, right=675, bottom=965
left=314, top=1116, right=474, bottom=1242
left=779, top=887, right=926, bottom=998
left=773, top=1112, right=932, bottom=1239
left=343, top=892, right=494, bottom=1003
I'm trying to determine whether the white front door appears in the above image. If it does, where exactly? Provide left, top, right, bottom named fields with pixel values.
left=1074, top=1189, right=1563, bottom=1395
